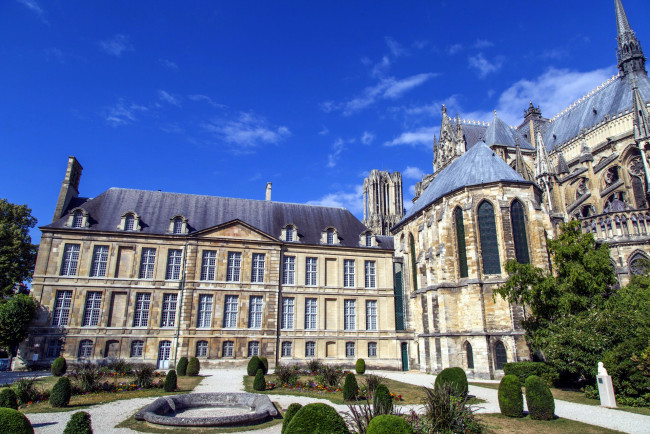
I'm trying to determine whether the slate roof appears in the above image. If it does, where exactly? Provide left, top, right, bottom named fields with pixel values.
left=44, top=188, right=393, bottom=250
left=458, top=123, right=487, bottom=151
left=396, top=142, right=533, bottom=228
left=482, top=115, right=534, bottom=150
left=542, top=71, right=650, bottom=150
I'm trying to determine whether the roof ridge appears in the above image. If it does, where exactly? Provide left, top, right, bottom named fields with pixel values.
left=549, top=73, right=621, bottom=122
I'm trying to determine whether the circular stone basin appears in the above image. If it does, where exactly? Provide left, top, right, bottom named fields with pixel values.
left=134, top=392, right=278, bottom=427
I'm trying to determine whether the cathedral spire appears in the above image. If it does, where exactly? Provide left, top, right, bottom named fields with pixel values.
left=615, top=0, right=646, bottom=76
left=632, top=78, right=650, bottom=142
left=535, top=130, right=554, bottom=179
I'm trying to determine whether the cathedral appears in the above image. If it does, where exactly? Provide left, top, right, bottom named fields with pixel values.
left=18, top=1, right=650, bottom=379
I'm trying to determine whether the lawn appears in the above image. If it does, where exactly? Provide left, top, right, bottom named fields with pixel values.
left=477, top=413, right=624, bottom=433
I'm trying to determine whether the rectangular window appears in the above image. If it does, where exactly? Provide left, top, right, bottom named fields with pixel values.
left=130, top=340, right=144, bottom=357
left=196, top=341, right=208, bottom=357
left=305, top=341, right=316, bottom=358
left=344, top=259, right=355, bottom=288
left=368, top=342, right=377, bottom=357
left=282, top=256, right=295, bottom=285
left=281, top=341, right=292, bottom=357
left=248, top=341, right=259, bottom=357
left=52, top=290, right=73, bottom=326
left=78, top=340, right=93, bottom=358
left=281, top=297, right=294, bottom=329
left=248, top=296, right=263, bottom=329
left=47, top=339, right=63, bottom=358
left=166, top=249, right=183, bottom=280
left=366, top=300, right=377, bottom=330
left=222, top=341, right=234, bottom=357
left=139, top=248, right=156, bottom=279
left=344, top=299, right=356, bottom=330
left=60, top=244, right=80, bottom=276
left=89, top=245, right=109, bottom=277
left=251, top=253, right=265, bottom=283
left=223, top=295, right=239, bottom=328
left=200, top=250, right=217, bottom=281
left=346, top=342, right=355, bottom=357
left=197, top=294, right=213, bottom=328
left=160, top=293, right=178, bottom=327
left=364, top=261, right=376, bottom=288
left=81, top=291, right=102, bottom=327
left=305, top=298, right=317, bottom=330
left=133, top=293, right=151, bottom=327
left=226, top=252, right=241, bottom=282
left=305, top=257, right=317, bottom=286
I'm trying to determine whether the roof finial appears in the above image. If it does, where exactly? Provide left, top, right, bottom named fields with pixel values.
left=493, top=109, right=497, bottom=117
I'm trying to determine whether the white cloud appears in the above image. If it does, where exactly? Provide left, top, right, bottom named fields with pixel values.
left=201, top=111, right=290, bottom=151
left=361, top=131, right=375, bottom=145
left=371, top=56, right=391, bottom=78
left=474, top=39, right=494, bottom=49
left=100, top=34, right=134, bottom=57
left=385, top=37, right=406, bottom=58
left=468, top=53, right=503, bottom=78
left=385, top=126, right=438, bottom=147
left=447, top=43, right=462, bottom=55
left=327, top=138, right=348, bottom=168
left=159, top=58, right=178, bottom=70
left=318, top=126, right=329, bottom=136
left=403, top=166, right=425, bottom=180
left=104, top=99, right=148, bottom=126
left=307, top=185, right=364, bottom=215
left=187, top=94, right=224, bottom=108
left=17, top=0, right=47, bottom=22
left=157, top=90, right=181, bottom=106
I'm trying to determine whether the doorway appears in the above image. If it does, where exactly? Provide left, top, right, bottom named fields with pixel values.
left=157, top=341, right=172, bottom=369
left=401, top=342, right=409, bottom=371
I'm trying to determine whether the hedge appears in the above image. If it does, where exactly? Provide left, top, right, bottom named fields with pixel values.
left=0, top=408, right=33, bottom=434
left=498, top=374, right=523, bottom=417
left=503, top=361, right=558, bottom=386
left=525, top=375, right=555, bottom=420
left=284, top=403, right=349, bottom=433
left=50, top=377, right=72, bottom=407
left=281, top=403, right=302, bottom=433
left=63, top=411, right=92, bottom=434
left=367, top=414, right=414, bottom=433
left=434, top=367, right=468, bottom=397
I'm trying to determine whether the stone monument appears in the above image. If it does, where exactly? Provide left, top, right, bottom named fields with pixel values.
left=596, top=362, right=617, bottom=408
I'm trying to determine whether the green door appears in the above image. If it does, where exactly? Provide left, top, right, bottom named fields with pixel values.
left=401, top=342, right=409, bottom=371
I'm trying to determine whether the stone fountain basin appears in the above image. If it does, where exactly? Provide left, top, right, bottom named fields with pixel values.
left=134, top=392, right=278, bottom=427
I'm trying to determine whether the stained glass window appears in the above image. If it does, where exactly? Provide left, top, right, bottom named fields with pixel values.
left=454, top=207, right=468, bottom=278
left=510, top=200, right=530, bottom=264
left=478, top=201, right=501, bottom=275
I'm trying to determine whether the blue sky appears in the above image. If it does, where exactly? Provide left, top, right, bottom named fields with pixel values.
left=2, top=0, right=648, bottom=244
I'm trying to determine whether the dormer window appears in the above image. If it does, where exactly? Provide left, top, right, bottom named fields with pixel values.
left=67, top=208, right=89, bottom=228
left=327, top=229, right=334, bottom=244
left=125, top=214, right=135, bottom=231
left=284, top=225, right=295, bottom=242
left=365, top=232, right=373, bottom=247
left=169, top=215, right=188, bottom=235
left=72, top=211, right=83, bottom=228
left=173, top=218, right=183, bottom=234
left=323, top=227, right=339, bottom=245
left=119, top=212, right=140, bottom=231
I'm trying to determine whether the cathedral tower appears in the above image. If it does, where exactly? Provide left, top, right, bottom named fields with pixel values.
left=615, top=0, right=646, bottom=76
left=363, top=170, right=404, bottom=235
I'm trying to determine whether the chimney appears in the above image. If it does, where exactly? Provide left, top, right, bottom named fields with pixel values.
left=53, top=156, right=83, bottom=222
left=265, top=183, right=272, bottom=201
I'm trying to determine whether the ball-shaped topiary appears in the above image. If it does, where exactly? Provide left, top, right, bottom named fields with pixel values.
left=281, top=403, right=302, bottom=433
left=525, top=375, right=555, bottom=420
left=498, top=374, right=523, bottom=417
left=164, top=369, right=177, bottom=392
left=63, top=411, right=92, bottom=434
left=51, top=357, right=67, bottom=377
left=285, top=403, right=349, bottom=433
left=0, top=407, right=33, bottom=434
left=247, top=356, right=262, bottom=377
left=343, top=373, right=358, bottom=400
left=355, top=358, right=366, bottom=374
left=259, top=357, right=269, bottom=375
left=367, top=414, right=414, bottom=434
left=253, top=369, right=266, bottom=391
left=0, top=388, right=19, bottom=410
left=372, top=384, right=393, bottom=415
left=50, top=377, right=72, bottom=407
left=186, top=357, right=200, bottom=376
left=434, top=367, right=468, bottom=397
left=176, top=357, right=188, bottom=376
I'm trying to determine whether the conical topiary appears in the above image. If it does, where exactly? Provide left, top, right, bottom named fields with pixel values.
left=164, top=369, right=177, bottom=392
left=259, top=357, right=269, bottom=374
left=50, top=377, right=72, bottom=407
left=187, top=357, right=200, bottom=376
left=176, top=357, right=188, bottom=376
left=247, top=356, right=262, bottom=376
left=253, top=369, right=266, bottom=391
left=343, top=373, right=358, bottom=400
left=63, top=411, right=92, bottom=434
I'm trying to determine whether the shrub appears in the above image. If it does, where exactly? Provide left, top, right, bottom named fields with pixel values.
left=0, top=407, right=33, bottom=434
left=164, top=370, right=177, bottom=392
left=247, top=356, right=262, bottom=377
left=356, top=358, right=366, bottom=374
left=176, top=357, right=188, bottom=376
left=603, top=336, right=650, bottom=401
left=306, top=359, right=322, bottom=374
left=254, top=369, right=266, bottom=391
left=498, top=375, right=523, bottom=417
left=15, top=377, right=39, bottom=405
left=367, top=414, right=413, bottom=434
left=260, top=357, right=269, bottom=374
left=51, top=357, right=67, bottom=377
left=133, top=364, right=155, bottom=388
left=422, top=383, right=482, bottom=433
left=187, top=357, right=200, bottom=376
left=281, top=403, right=302, bottom=433
left=63, top=411, right=92, bottom=434
left=105, top=358, right=132, bottom=375
left=363, top=374, right=384, bottom=397
left=434, top=367, right=468, bottom=397
left=50, top=377, right=72, bottom=407
left=343, top=373, right=358, bottom=400
left=285, top=403, right=349, bottom=433
left=317, top=364, right=344, bottom=387
left=275, top=363, right=299, bottom=386
left=0, top=388, right=18, bottom=410
left=503, top=361, right=558, bottom=387
left=525, top=375, right=555, bottom=420
left=71, top=362, right=104, bottom=393
left=373, top=384, right=393, bottom=416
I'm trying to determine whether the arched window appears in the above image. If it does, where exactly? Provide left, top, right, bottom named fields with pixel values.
left=629, top=252, right=649, bottom=275
left=494, top=341, right=507, bottom=370
left=125, top=214, right=135, bottom=231
left=454, top=207, right=468, bottom=278
left=510, top=200, right=530, bottom=264
left=465, top=341, right=474, bottom=369
left=72, top=210, right=84, bottom=228
left=478, top=201, right=501, bottom=275
left=409, top=233, right=418, bottom=291
left=196, top=340, right=209, bottom=357
left=326, top=228, right=334, bottom=244
left=78, top=339, right=93, bottom=359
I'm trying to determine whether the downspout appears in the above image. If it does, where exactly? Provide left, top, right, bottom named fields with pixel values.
left=275, top=246, right=285, bottom=368
left=173, top=240, right=189, bottom=368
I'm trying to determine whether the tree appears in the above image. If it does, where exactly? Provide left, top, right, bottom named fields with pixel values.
left=0, top=294, right=38, bottom=355
left=0, top=199, right=38, bottom=297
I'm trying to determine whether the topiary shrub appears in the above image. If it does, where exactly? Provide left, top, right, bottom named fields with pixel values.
left=498, top=374, right=523, bottom=417
left=281, top=403, right=302, bottom=433
left=372, top=384, right=393, bottom=415
left=51, top=357, right=67, bottom=377
left=253, top=369, right=266, bottom=391
left=247, top=356, right=262, bottom=377
left=343, top=373, right=358, bottom=400
left=525, top=375, right=555, bottom=420
left=186, top=357, right=200, bottom=376
left=50, top=377, right=72, bottom=407
left=63, top=411, right=92, bottom=434
left=434, top=367, right=468, bottom=397
left=0, top=407, right=33, bottom=434
left=285, top=403, right=349, bottom=433
left=367, top=414, right=413, bottom=434
left=176, top=357, right=188, bottom=376
left=503, top=361, right=558, bottom=387
left=164, top=369, right=177, bottom=392
left=0, top=389, right=18, bottom=410
left=259, top=356, right=269, bottom=375
left=355, top=358, right=366, bottom=374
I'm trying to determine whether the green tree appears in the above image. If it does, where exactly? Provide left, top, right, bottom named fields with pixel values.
left=0, top=199, right=38, bottom=296
left=0, top=294, right=38, bottom=355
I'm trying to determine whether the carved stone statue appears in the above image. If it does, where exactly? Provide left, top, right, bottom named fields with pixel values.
left=598, top=361, right=608, bottom=376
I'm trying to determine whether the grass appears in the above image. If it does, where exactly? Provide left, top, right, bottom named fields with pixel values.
left=477, top=413, right=624, bottom=434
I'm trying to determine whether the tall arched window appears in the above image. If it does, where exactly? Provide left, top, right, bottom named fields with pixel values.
left=409, top=233, right=418, bottom=291
left=478, top=201, right=501, bottom=274
left=465, top=341, right=474, bottom=369
left=454, top=207, right=468, bottom=278
left=494, top=341, right=507, bottom=370
left=510, top=200, right=530, bottom=264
